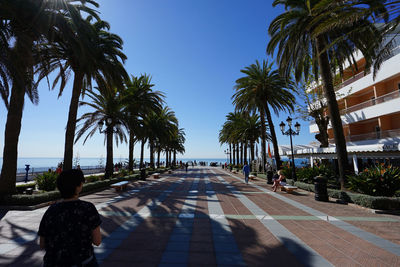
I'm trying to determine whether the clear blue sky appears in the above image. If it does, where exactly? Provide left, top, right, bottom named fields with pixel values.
left=0, top=0, right=315, bottom=160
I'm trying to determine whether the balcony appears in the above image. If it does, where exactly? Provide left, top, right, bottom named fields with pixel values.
left=328, top=128, right=400, bottom=143
left=335, top=71, right=369, bottom=91
left=340, top=90, right=400, bottom=115
left=335, top=46, right=400, bottom=95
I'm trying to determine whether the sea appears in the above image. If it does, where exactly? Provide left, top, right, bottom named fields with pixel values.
left=0, top=157, right=309, bottom=174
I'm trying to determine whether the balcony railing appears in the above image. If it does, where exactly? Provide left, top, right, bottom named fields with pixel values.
left=334, top=45, right=400, bottom=92
left=340, top=90, right=400, bottom=115
left=335, top=71, right=369, bottom=91
left=328, top=128, right=400, bottom=143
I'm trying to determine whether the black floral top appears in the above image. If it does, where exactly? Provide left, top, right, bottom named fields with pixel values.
left=38, top=200, right=101, bottom=267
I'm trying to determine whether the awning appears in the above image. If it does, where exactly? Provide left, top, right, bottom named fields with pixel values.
left=278, top=139, right=400, bottom=158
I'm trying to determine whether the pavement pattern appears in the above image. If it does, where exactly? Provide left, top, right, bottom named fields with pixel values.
left=1, top=166, right=400, bottom=266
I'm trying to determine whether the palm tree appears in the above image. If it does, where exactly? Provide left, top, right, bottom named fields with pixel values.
left=219, top=112, right=244, bottom=166
left=145, top=107, right=178, bottom=168
left=122, top=74, right=164, bottom=171
left=233, top=60, right=295, bottom=171
left=267, top=0, right=388, bottom=188
left=220, top=112, right=262, bottom=169
left=43, top=17, right=128, bottom=170
left=242, top=113, right=262, bottom=164
left=0, top=0, right=98, bottom=194
left=170, top=127, right=186, bottom=166
left=75, top=80, right=126, bottom=179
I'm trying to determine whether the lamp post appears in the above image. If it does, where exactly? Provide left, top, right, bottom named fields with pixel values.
left=98, top=118, right=120, bottom=179
left=279, top=116, right=300, bottom=181
left=224, top=149, right=230, bottom=164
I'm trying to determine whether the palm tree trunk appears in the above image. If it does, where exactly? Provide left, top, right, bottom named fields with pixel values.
left=149, top=141, right=154, bottom=168
left=169, top=150, right=172, bottom=166
left=128, top=131, right=135, bottom=171
left=240, top=143, right=243, bottom=164
left=232, top=144, right=236, bottom=165
left=236, top=143, right=239, bottom=165
left=63, top=71, right=84, bottom=170
left=157, top=149, right=161, bottom=168
left=259, top=111, right=267, bottom=172
left=264, top=105, right=281, bottom=169
left=316, top=35, right=348, bottom=189
left=166, top=150, right=169, bottom=167
left=0, top=84, right=25, bottom=194
left=140, top=140, right=145, bottom=169
left=229, top=143, right=232, bottom=164
left=173, top=150, right=176, bottom=166
left=244, top=141, right=248, bottom=165
left=250, top=141, right=255, bottom=162
left=105, top=128, right=113, bottom=179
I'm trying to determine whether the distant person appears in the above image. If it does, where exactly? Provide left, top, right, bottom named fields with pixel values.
left=185, top=162, right=188, bottom=172
left=38, top=169, right=102, bottom=267
left=242, top=161, right=250, bottom=184
left=77, top=165, right=81, bottom=170
left=55, top=163, right=63, bottom=175
left=272, top=170, right=286, bottom=192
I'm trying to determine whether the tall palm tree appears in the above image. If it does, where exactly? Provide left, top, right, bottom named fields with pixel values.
left=233, top=60, right=295, bottom=171
left=0, top=0, right=98, bottom=194
left=75, top=80, right=126, bottom=179
left=43, top=17, right=128, bottom=170
left=267, top=0, right=388, bottom=188
left=122, top=74, right=164, bottom=171
left=146, top=107, right=178, bottom=168
left=219, top=112, right=244, bottom=166
left=242, top=113, right=262, bottom=164
left=170, top=127, right=186, bottom=166
left=220, top=112, right=262, bottom=169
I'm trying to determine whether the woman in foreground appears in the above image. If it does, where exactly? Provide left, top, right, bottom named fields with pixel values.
left=38, top=169, right=102, bottom=267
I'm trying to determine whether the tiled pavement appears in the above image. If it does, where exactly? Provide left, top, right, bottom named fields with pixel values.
left=1, top=167, right=400, bottom=266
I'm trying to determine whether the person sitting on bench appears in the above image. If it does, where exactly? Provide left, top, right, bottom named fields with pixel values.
left=272, top=170, right=285, bottom=192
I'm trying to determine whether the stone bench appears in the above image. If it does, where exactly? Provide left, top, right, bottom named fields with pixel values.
left=111, top=181, right=128, bottom=192
left=281, top=185, right=297, bottom=193
left=153, top=173, right=161, bottom=179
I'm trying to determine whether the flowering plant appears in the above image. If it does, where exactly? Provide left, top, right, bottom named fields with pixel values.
left=347, top=164, right=400, bottom=197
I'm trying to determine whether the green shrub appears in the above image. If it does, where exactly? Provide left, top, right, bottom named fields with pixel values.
left=1, top=174, right=142, bottom=207
left=347, top=164, right=400, bottom=197
left=0, top=191, right=61, bottom=206
left=296, top=165, right=337, bottom=182
left=290, top=179, right=400, bottom=210
left=85, top=175, right=101, bottom=183
left=117, top=169, right=129, bottom=177
left=35, top=171, right=58, bottom=191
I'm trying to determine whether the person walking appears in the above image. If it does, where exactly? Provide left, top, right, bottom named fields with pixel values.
left=243, top=161, right=250, bottom=184
left=38, top=169, right=102, bottom=267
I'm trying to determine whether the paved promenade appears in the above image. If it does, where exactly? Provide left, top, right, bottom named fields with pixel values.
left=1, top=167, right=400, bottom=266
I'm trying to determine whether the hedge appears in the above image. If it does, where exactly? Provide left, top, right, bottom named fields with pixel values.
left=0, top=174, right=141, bottom=207
left=287, top=179, right=400, bottom=210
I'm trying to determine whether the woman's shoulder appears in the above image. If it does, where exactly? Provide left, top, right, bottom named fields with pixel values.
left=77, top=200, right=96, bottom=209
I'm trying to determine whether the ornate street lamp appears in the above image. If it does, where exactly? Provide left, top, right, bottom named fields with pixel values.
left=280, top=116, right=300, bottom=181
left=224, top=149, right=229, bottom=164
